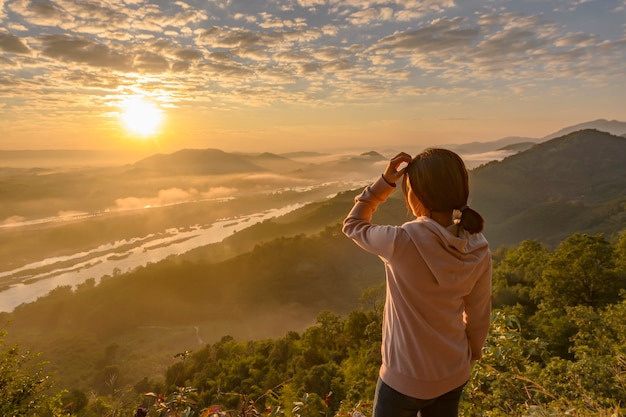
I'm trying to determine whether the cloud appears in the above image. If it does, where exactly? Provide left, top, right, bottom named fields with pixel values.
left=197, top=26, right=266, bottom=49
left=39, top=34, right=133, bottom=71
left=297, top=0, right=325, bottom=8
left=0, top=31, right=30, bottom=54
left=555, top=32, right=598, bottom=47
left=8, top=0, right=68, bottom=27
left=347, top=7, right=395, bottom=25
left=113, top=187, right=237, bottom=211
left=242, top=173, right=313, bottom=185
left=258, top=12, right=306, bottom=29
left=1, top=215, right=26, bottom=225
left=372, top=17, right=480, bottom=54
left=54, top=0, right=130, bottom=28
left=356, top=10, right=626, bottom=89
left=64, top=71, right=122, bottom=88
left=134, top=51, right=170, bottom=73
left=0, top=0, right=624, bottom=134
left=196, top=60, right=254, bottom=81
left=200, top=186, right=238, bottom=199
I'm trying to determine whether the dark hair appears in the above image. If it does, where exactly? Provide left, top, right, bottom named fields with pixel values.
left=402, top=148, right=485, bottom=234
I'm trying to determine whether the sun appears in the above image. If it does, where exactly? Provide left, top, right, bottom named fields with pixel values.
left=120, top=96, right=163, bottom=137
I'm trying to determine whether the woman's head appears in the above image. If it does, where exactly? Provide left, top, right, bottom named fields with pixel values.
left=402, top=148, right=484, bottom=234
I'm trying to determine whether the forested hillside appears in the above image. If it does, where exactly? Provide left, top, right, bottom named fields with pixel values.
left=3, top=230, right=626, bottom=416
left=471, top=129, right=626, bottom=247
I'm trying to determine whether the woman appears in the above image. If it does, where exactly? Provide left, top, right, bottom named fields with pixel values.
left=342, top=149, right=492, bottom=417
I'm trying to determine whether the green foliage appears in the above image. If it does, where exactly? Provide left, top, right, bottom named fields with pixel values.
left=615, top=230, right=626, bottom=277
left=492, top=239, right=548, bottom=314
left=38, top=389, right=89, bottom=417
left=471, top=130, right=626, bottom=247
left=462, top=311, right=548, bottom=416
left=2, top=224, right=386, bottom=397
left=459, top=231, right=626, bottom=415
left=533, top=233, right=619, bottom=309
left=139, top=306, right=384, bottom=417
left=5, top=228, right=626, bottom=416
left=0, top=329, right=51, bottom=417
left=491, top=232, right=626, bottom=357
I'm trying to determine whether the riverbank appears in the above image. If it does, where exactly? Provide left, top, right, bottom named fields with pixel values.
left=0, top=203, right=304, bottom=312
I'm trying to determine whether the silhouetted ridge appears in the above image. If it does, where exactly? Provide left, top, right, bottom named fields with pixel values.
left=471, top=129, right=626, bottom=246
left=254, top=152, right=287, bottom=160
left=132, top=148, right=265, bottom=175
left=497, top=142, right=535, bottom=152
left=542, top=119, right=626, bottom=140
left=358, top=151, right=385, bottom=159
left=280, top=151, right=327, bottom=158
left=450, top=136, right=539, bottom=154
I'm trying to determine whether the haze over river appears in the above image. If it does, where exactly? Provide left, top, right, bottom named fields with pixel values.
left=0, top=204, right=303, bottom=312
left=0, top=150, right=514, bottom=313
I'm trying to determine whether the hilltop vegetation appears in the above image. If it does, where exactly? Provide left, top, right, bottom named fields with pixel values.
left=471, top=129, right=626, bottom=247
left=3, top=230, right=626, bottom=416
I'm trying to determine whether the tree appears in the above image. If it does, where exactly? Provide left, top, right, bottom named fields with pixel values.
left=462, top=311, right=547, bottom=416
left=614, top=230, right=626, bottom=279
left=523, top=303, right=626, bottom=413
left=532, top=233, right=619, bottom=310
left=300, top=311, right=345, bottom=368
left=0, top=329, right=51, bottom=417
left=60, top=389, right=89, bottom=415
left=492, top=240, right=548, bottom=315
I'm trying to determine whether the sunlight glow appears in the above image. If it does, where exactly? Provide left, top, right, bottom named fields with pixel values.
left=120, top=96, right=163, bottom=137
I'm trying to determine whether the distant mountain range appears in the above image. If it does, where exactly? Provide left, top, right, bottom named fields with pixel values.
left=128, top=119, right=626, bottom=179
left=128, top=127, right=626, bottom=248
left=1, top=122, right=624, bottom=247
left=176, top=127, right=626, bottom=249
left=541, top=119, right=626, bottom=140
left=470, top=129, right=626, bottom=247
left=445, top=118, right=626, bottom=155
left=131, top=148, right=267, bottom=175
left=129, top=146, right=388, bottom=182
left=1, top=119, right=624, bottom=170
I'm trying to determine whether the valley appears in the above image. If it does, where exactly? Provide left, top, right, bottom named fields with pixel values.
left=0, top=124, right=625, bottom=408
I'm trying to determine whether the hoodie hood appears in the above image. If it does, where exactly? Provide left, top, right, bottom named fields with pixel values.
left=403, top=217, right=490, bottom=287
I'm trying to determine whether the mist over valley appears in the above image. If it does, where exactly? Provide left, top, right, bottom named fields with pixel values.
left=1, top=121, right=625, bottom=402
left=0, top=137, right=520, bottom=306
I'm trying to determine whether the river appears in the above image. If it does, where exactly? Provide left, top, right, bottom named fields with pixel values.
left=0, top=203, right=304, bottom=312
left=0, top=150, right=514, bottom=313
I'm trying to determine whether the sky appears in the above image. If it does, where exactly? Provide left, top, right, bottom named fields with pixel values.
left=0, top=0, right=625, bottom=154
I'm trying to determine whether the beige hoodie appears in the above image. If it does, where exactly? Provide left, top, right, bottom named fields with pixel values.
left=343, top=176, right=492, bottom=400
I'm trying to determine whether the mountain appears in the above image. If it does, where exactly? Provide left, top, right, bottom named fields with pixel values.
left=182, top=129, right=625, bottom=252
left=245, top=152, right=303, bottom=173
left=444, top=119, right=626, bottom=156
left=132, top=148, right=266, bottom=175
left=207, top=129, right=626, bottom=250
left=291, top=150, right=387, bottom=180
left=447, top=136, right=538, bottom=154
left=542, top=119, right=626, bottom=141
left=280, top=151, right=328, bottom=159
left=471, top=129, right=626, bottom=247
left=497, top=142, right=536, bottom=152
left=130, top=148, right=386, bottom=181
